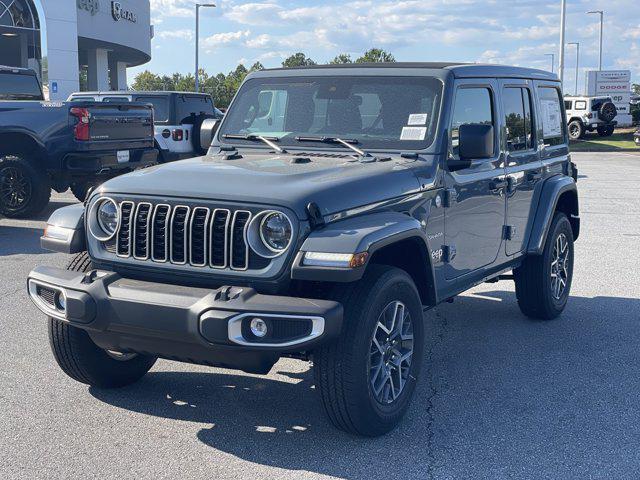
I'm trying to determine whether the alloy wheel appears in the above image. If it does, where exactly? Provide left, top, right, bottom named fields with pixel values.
left=550, top=232, right=570, bottom=300
left=0, top=166, right=31, bottom=210
left=368, top=300, right=414, bottom=404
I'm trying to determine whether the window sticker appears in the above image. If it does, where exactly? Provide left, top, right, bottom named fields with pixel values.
left=540, top=99, right=562, bottom=138
left=407, top=113, right=428, bottom=125
left=400, top=126, right=427, bottom=141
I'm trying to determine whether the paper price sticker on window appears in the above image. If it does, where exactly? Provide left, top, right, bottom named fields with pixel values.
left=400, top=126, right=427, bottom=141
left=540, top=99, right=562, bottom=138
left=407, top=113, right=428, bottom=125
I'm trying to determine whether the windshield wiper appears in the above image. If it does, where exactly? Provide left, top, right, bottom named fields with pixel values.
left=222, top=133, right=286, bottom=153
left=294, top=136, right=375, bottom=161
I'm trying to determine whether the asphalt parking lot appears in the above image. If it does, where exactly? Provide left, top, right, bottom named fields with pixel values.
left=1, top=151, right=639, bottom=479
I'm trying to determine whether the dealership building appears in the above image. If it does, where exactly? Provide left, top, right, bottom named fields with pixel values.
left=0, top=0, right=152, bottom=99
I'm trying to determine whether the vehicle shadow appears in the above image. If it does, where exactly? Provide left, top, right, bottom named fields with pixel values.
left=89, top=290, right=640, bottom=478
left=0, top=225, right=47, bottom=256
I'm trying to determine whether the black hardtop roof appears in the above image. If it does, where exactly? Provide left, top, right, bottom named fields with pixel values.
left=261, top=62, right=558, bottom=81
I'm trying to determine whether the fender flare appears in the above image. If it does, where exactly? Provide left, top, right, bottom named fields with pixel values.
left=40, top=203, right=86, bottom=254
left=291, top=211, right=437, bottom=300
left=526, top=175, right=579, bottom=255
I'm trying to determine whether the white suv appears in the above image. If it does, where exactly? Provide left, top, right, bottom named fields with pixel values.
left=564, top=95, right=617, bottom=140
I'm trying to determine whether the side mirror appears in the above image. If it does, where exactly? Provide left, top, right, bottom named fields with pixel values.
left=449, top=124, right=494, bottom=171
left=200, top=118, right=220, bottom=151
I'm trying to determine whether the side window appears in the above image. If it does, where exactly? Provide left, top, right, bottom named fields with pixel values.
left=503, top=87, right=534, bottom=152
left=564, top=100, right=573, bottom=110
left=450, top=87, right=494, bottom=157
left=537, top=87, right=566, bottom=146
left=575, top=100, right=587, bottom=110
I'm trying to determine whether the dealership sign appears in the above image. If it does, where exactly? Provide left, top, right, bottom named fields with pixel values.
left=111, top=1, right=137, bottom=23
left=77, top=0, right=99, bottom=15
left=586, top=70, right=633, bottom=125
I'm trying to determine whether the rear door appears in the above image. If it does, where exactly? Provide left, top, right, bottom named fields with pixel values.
left=499, top=80, right=543, bottom=255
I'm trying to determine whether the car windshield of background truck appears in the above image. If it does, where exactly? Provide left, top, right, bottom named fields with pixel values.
left=219, top=76, right=443, bottom=150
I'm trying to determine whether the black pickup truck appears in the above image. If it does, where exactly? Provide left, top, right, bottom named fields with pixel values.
left=0, top=66, right=157, bottom=218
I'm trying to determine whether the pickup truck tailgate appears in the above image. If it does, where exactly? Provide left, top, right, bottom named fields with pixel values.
left=69, top=102, right=154, bottom=143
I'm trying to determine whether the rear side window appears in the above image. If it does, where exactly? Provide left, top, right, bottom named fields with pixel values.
left=564, top=100, right=572, bottom=110
left=102, top=97, right=130, bottom=103
left=70, top=96, right=96, bottom=102
left=574, top=100, right=587, bottom=110
left=450, top=87, right=494, bottom=157
left=537, top=87, right=565, bottom=146
left=0, top=72, right=42, bottom=100
left=135, top=96, right=169, bottom=122
left=503, top=87, right=534, bottom=152
left=176, top=95, right=215, bottom=123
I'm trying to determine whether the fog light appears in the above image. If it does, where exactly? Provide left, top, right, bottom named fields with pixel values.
left=55, top=290, right=67, bottom=312
left=250, top=318, right=268, bottom=338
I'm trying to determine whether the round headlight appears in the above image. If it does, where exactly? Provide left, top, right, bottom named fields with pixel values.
left=89, top=197, right=119, bottom=241
left=259, top=211, right=293, bottom=253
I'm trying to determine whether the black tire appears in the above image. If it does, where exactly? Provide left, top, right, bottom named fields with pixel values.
left=568, top=120, right=584, bottom=140
left=514, top=212, right=574, bottom=320
left=597, top=125, right=614, bottom=137
left=48, top=252, right=157, bottom=388
left=0, top=155, right=50, bottom=218
left=599, top=102, right=617, bottom=123
left=314, top=265, right=424, bottom=437
left=70, top=181, right=96, bottom=202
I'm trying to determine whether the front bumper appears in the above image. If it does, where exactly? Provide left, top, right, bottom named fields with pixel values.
left=63, top=148, right=158, bottom=175
left=27, top=266, right=342, bottom=373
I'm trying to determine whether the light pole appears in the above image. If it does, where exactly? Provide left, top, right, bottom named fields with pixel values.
left=568, top=42, right=580, bottom=95
left=587, top=10, right=604, bottom=71
left=558, top=0, right=567, bottom=89
left=195, top=3, right=216, bottom=92
left=545, top=53, right=555, bottom=73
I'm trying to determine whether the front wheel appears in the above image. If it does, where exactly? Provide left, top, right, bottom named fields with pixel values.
left=514, top=212, right=574, bottom=319
left=48, top=252, right=157, bottom=388
left=314, top=265, right=424, bottom=436
left=568, top=120, right=584, bottom=140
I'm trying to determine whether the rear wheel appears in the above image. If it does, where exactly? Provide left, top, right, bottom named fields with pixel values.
left=514, top=212, right=574, bottom=320
left=0, top=155, right=50, bottom=218
left=48, top=252, right=157, bottom=388
left=597, top=125, right=615, bottom=137
left=568, top=120, right=584, bottom=140
left=314, top=265, right=424, bottom=436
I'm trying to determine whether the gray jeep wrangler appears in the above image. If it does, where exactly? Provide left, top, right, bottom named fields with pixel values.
left=28, top=63, right=579, bottom=437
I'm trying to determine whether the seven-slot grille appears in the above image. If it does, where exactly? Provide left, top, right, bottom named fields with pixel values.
left=115, top=201, right=253, bottom=270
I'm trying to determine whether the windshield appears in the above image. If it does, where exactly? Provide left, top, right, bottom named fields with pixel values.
left=0, top=73, right=43, bottom=100
left=219, top=76, right=443, bottom=151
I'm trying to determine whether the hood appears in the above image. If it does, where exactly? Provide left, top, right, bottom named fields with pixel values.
left=100, top=151, right=432, bottom=219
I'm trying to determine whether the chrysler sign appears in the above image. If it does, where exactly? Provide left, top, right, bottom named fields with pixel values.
left=111, top=1, right=137, bottom=23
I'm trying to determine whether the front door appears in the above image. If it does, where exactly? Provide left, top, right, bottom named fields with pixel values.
left=499, top=80, right=543, bottom=255
left=444, top=80, right=506, bottom=280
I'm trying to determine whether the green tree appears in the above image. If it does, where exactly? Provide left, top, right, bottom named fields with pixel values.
left=330, top=53, right=353, bottom=64
left=355, top=48, right=395, bottom=63
left=249, top=61, right=265, bottom=72
left=282, top=53, right=316, bottom=68
left=632, top=83, right=640, bottom=95
left=131, top=70, right=164, bottom=91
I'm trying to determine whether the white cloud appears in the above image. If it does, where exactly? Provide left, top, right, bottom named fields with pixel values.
left=225, top=3, right=283, bottom=25
left=202, top=30, right=252, bottom=52
left=150, top=0, right=194, bottom=19
left=158, top=29, right=194, bottom=41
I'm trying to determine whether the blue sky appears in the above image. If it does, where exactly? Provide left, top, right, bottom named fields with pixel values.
left=134, top=0, right=640, bottom=91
